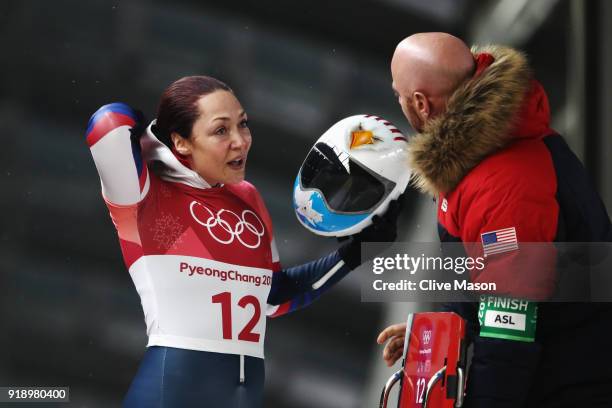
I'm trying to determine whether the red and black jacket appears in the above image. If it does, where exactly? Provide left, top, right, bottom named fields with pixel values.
left=408, top=46, right=612, bottom=407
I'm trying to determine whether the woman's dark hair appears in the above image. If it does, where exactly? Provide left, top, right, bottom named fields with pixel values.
left=154, top=75, right=232, bottom=148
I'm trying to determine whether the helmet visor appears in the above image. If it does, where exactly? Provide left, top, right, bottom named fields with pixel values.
left=300, top=142, right=396, bottom=213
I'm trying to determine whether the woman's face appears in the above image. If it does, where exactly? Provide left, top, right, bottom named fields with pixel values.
left=172, top=90, right=252, bottom=186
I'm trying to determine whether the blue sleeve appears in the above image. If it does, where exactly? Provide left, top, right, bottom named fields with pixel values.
left=267, top=250, right=351, bottom=316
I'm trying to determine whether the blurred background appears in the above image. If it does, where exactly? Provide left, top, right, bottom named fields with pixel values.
left=1, top=0, right=610, bottom=406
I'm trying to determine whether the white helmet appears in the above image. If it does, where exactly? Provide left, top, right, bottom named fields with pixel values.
left=293, top=114, right=410, bottom=237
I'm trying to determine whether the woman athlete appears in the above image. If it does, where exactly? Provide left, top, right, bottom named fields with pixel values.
left=85, top=76, right=400, bottom=407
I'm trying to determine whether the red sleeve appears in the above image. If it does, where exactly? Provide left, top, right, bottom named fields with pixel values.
left=459, top=144, right=559, bottom=300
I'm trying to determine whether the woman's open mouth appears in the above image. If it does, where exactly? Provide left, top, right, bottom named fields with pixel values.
left=227, top=157, right=246, bottom=170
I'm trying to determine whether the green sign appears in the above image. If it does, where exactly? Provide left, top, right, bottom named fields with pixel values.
left=478, top=295, right=537, bottom=342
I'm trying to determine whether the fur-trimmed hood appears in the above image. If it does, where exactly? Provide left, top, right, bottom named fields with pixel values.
left=408, top=45, right=552, bottom=196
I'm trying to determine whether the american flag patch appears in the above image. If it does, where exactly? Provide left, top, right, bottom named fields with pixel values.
left=481, top=227, right=518, bottom=257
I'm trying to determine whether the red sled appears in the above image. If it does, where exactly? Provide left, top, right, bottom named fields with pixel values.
left=379, top=312, right=467, bottom=408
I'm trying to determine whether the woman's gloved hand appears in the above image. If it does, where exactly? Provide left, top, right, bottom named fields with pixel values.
left=338, top=196, right=404, bottom=269
left=129, top=109, right=147, bottom=141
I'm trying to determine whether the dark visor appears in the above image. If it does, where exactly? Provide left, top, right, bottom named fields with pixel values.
left=300, top=142, right=396, bottom=213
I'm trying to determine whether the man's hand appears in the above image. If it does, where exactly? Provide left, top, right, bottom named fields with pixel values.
left=377, top=322, right=414, bottom=367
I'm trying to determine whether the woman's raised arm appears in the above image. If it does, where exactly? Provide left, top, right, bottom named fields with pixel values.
left=85, top=102, right=149, bottom=205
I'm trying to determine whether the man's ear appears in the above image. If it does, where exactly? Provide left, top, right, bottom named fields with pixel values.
left=171, top=132, right=191, bottom=155
left=412, top=91, right=430, bottom=121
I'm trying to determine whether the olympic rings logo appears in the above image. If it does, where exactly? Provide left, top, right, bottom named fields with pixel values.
left=422, top=330, right=432, bottom=345
left=189, top=201, right=265, bottom=249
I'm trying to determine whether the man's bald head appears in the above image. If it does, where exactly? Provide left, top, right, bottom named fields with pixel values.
left=392, top=33, right=474, bottom=97
left=391, top=32, right=474, bottom=131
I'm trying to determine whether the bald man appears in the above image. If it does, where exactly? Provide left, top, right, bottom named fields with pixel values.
left=378, top=33, right=612, bottom=407
left=391, top=32, right=474, bottom=133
